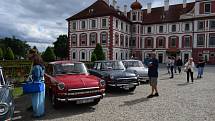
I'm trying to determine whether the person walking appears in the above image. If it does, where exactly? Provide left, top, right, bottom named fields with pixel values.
left=184, top=58, right=195, bottom=83
left=176, top=57, right=183, bottom=74
left=166, top=57, right=171, bottom=74
left=197, top=58, right=205, bottom=78
left=28, top=49, right=45, bottom=118
left=170, top=57, right=175, bottom=78
left=147, top=53, right=159, bottom=98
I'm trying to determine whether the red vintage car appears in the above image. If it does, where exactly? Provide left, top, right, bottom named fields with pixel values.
left=44, top=61, right=105, bottom=108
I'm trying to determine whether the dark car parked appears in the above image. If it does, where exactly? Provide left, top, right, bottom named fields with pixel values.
left=0, top=67, right=15, bottom=121
left=89, top=61, right=139, bottom=92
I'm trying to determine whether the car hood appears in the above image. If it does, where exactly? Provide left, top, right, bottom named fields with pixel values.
left=0, top=86, right=10, bottom=103
left=54, top=74, right=100, bottom=89
left=102, top=70, right=136, bottom=78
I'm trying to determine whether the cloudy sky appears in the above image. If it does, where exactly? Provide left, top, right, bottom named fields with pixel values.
left=0, top=0, right=194, bottom=51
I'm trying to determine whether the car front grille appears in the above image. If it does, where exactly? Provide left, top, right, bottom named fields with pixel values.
left=67, top=87, right=100, bottom=96
left=116, top=77, right=138, bottom=84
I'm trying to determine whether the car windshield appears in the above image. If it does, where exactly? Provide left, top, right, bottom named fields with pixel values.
left=123, top=61, right=145, bottom=68
left=101, top=61, right=125, bottom=70
left=54, top=63, right=88, bottom=75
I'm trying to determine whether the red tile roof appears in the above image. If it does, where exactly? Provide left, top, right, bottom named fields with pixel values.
left=141, top=2, right=195, bottom=25
left=66, top=0, right=130, bottom=22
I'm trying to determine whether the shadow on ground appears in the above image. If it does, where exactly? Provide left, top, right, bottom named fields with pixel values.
left=119, top=97, right=149, bottom=107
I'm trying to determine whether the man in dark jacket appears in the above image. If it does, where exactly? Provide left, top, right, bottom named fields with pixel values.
left=176, top=57, right=183, bottom=74
left=147, top=53, right=159, bottom=98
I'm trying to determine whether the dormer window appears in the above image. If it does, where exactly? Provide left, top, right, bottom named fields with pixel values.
left=102, top=18, right=107, bottom=28
left=116, top=20, right=119, bottom=29
left=159, top=26, right=163, bottom=33
left=204, top=3, right=211, bottom=14
left=185, top=23, right=190, bottom=31
left=91, top=19, right=96, bottom=28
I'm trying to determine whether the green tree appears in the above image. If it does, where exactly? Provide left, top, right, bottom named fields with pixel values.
left=4, top=47, right=14, bottom=60
left=91, top=52, right=97, bottom=62
left=0, top=37, right=31, bottom=59
left=53, top=35, right=68, bottom=59
left=93, top=44, right=105, bottom=61
left=0, top=48, right=3, bottom=60
left=42, top=47, right=56, bottom=62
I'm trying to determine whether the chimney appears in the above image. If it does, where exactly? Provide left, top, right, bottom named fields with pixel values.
left=124, top=5, right=127, bottom=16
left=147, top=3, right=152, bottom=14
left=183, top=0, right=187, bottom=8
left=112, top=0, right=117, bottom=8
left=104, top=0, right=109, bottom=5
left=164, top=0, right=169, bottom=11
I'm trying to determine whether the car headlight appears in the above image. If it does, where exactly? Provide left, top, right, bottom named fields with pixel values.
left=57, top=82, right=65, bottom=90
left=100, top=79, right=105, bottom=86
left=0, top=103, right=9, bottom=116
left=110, top=75, right=114, bottom=80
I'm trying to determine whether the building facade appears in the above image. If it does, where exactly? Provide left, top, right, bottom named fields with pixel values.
left=67, top=0, right=215, bottom=64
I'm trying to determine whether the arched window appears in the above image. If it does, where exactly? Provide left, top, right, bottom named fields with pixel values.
left=90, top=33, right=97, bottom=46
left=145, top=37, right=154, bottom=48
left=71, top=34, right=77, bottom=46
left=169, top=36, right=179, bottom=48
left=80, top=50, right=87, bottom=61
left=115, top=33, right=119, bottom=46
left=100, top=32, right=108, bottom=45
left=120, top=34, right=124, bottom=47
left=80, top=33, right=87, bottom=46
left=156, top=36, right=165, bottom=48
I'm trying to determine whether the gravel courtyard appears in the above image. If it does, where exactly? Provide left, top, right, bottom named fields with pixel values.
left=13, top=66, right=215, bottom=121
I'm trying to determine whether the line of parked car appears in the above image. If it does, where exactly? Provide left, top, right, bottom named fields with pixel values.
left=0, top=60, right=149, bottom=120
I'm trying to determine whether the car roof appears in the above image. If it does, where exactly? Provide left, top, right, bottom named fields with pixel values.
left=49, top=61, right=83, bottom=65
left=122, top=60, right=141, bottom=62
left=94, top=60, right=122, bottom=63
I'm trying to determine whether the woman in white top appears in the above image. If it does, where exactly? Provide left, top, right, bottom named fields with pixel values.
left=184, top=58, right=195, bottom=83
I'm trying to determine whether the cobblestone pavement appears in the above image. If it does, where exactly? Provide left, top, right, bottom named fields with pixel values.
left=13, top=66, right=215, bottom=121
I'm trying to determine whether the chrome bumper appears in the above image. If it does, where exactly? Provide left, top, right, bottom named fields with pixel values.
left=56, top=94, right=105, bottom=102
left=139, top=77, right=149, bottom=81
left=108, top=83, right=139, bottom=87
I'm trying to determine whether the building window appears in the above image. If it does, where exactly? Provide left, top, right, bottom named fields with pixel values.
left=170, top=37, right=177, bottom=47
left=125, top=36, right=129, bottom=47
left=126, top=25, right=128, bottom=32
left=132, top=26, right=136, bottom=33
left=197, top=35, right=205, bottom=47
left=198, top=21, right=204, bottom=30
left=102, top=18, right=107, bottom=28
left=120, top=34, right=124, bottom=47
left=210, top=20, right=215, bottom=29
left=72, top=22, right=76, bottom=30
left=209, top=34, right=215, bottom=47
left=121, top=22, right=124, bottom=31
left=71, top=34, right=77, bottom=46
left=140, top=26, right=143, bottom=34
left=81, top=52, right=85, bottom=60
left=116, top=20, right=119, bottom=29
left=145, top=38, right=153, bottom=48
left=72, top=52, right=76, bottom=59
left=199, top=53, right=203, bottom=57
left=184, top=36, right=191, bottom=48
left=116, top=52, right=118, bottom=60
left=80, top=33, right=87, bottom=46
left=159, top=26, right=163, bottom=33
left=157, top=37, right=165, bottom=48
left=130, top=37, right=136, bottom=47
left=115, top=33, right=119, bottom=46
left=91, top=20, right=96, bottom=28
left=185, top=23, right=190, bottom=31
left=90, top=33, right=97, bottom=46
left=81, top=21, right=86, bottom=29
left=101, top=32, right=107, bottom=45
left=205, top=3, right=211, bottom=14
left=132, top=12, right=136, bottom=21
left=121, top=53, right=123, bottom=60
left=172, top=25, right=176, bottom=32
left=147, top=26, right=151, bottom=33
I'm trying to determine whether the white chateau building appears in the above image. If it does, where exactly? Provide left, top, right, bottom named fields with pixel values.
left=67, top=0, right=215, bottom=64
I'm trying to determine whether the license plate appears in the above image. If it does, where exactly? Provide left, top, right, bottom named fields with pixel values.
left=76, top=99, right=94, bottom=104
left=123, top=84, right=134, bottom=90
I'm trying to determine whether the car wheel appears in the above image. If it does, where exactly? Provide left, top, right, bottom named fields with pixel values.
left=51, top=93, right=60, bottom=109
left=128, top=86, right=136, bottom=92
